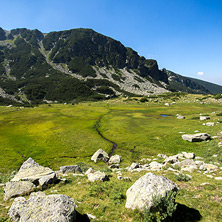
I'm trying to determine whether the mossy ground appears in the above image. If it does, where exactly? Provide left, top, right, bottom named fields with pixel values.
left=0, top=94, right=222, bottom=221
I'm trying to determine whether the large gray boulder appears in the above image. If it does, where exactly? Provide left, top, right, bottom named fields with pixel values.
left=4, top=181, right=36, bottom=201
left=59, top=165, right=82, bottom=174
left=125, top=173, right=178, bottom=210
left=91, top=149, right=109, bottom=163
left=8, top=192, right=76, bottom=222
left=11, top=158, right=57, bottom=186
left=182, top=133, right=211, bottom=142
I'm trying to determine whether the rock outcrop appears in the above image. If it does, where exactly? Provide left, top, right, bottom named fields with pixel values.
left=125, top=173, right=178, bottom=210
left=8, top=191, right=76, bottom=222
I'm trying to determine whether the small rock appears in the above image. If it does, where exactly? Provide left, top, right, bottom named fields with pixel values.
left=177, top=115, right=185, bottom=119
left=87, top=171, right=108, bottom=182
left=182, top=152, right=195, bottom=159
left=215, top=177, right=222, bottom=180
left=91, top=149, right=109, bottom=163
left=108, top=154, right=121, bottom=164
left=59, top=165, right=82, bottom=174
left=206, top=122, right=215, bottom=126
left=200, top=116, right=210, bottom=120
left=182, top=133, right=211, bottom=142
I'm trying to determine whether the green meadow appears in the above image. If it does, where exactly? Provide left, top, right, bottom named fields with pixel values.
left=0, top=95, right=222, bottom=221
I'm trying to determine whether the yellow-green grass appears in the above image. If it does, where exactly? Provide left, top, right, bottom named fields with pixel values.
left=0, top=97, right=222, bottom=221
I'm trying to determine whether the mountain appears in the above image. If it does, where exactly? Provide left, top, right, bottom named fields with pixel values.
left=165, top=69, right=222, bottom=94
left=0, top=27, right=221, bottom=105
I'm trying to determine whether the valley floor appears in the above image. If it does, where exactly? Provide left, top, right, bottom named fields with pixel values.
left=0, top=94, right=222, bottom=221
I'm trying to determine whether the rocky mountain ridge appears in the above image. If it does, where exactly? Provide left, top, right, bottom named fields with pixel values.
left=0, top=27, right=221, bottom=105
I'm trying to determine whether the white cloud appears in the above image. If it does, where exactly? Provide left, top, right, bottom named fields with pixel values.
left=197, top=72, right=204, bottom=76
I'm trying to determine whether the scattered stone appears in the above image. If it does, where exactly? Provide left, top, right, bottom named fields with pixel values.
left=164, top=103, right=170, bottom=106
left=195, top=161, right=204, bottom=167
left=85, top=168, right=95, bottom=175
left=218, top=142, right=222, bottom=147
left=117, top=176, right=131, bottom=181
left=164, top=155, right=179, bottom=164
left=182, top=152, right=195, bottom=159
left=59, top=165, right=82, bottom=174
left=157, top=154, right=168, bottom=159
left=87, top=171, right=108, bottom=182
left=212, top=154, right=218, bottom=158
left=91, top=149, right=109, bottom=163
left=87, top=214, right=97, bottom=220
left=182, top=133, right=211, bottom=142
left=212, top=136, right=219, bottom=139
left=200, top=116, right=210, bottom=120
left=177, top=115, right=185, bottom=119
left=11, top=158, right=57, bottom=187
left=200, top=163, right=218, bottom=172
left=125, top=173, right=178, bottom=210
left=180, top=159, right=196, bottom=167
left=215, top=177, right=222, bottom=180
left=148, top=161, right=163, bottom=171
left=196, top=156, right=204, bottom=160
left=128, top=162, right=140, bottom=171
left=8, top=192, right=76, bottom=222
left=181, top=165, right=197, bottom=173
left=4, top=181, right=36, bottom=201
left=194, top=130, right=199, bottom=133
left=108, top=154, right=121, bottom=164
left=200, top=182, right=210, bottom=186
left=206, top=175, right=214, bottom=179
left=206, top=122, right=215, bottom=126
left=109, top=164, right=119, bottom=169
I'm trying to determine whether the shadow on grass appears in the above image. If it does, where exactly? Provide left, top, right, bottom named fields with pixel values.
left=76, top=211, right=90, bottom=222
left=167, top=203, right=202, bottom=222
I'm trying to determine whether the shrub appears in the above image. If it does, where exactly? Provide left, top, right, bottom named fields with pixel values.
left=144, top=191, right=177, bottom=222
left=175, top=173, right=191, bottom=182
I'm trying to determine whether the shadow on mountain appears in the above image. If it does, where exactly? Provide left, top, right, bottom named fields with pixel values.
left=167, top=203, right=202, bottom=222
left=76, top=211, right=90, bottom=222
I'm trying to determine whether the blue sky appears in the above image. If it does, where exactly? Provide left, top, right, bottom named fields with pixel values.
left=1, top=0, right=222, bottom=85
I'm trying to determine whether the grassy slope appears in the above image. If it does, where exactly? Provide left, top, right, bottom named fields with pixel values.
left=0, top=96, right=222, bottom=221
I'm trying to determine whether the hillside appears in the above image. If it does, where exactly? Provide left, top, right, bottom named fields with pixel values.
left=0, top=27, right=221, bottom=105
left=0, top=27, right=169, bottom=105
left=165, top=69, right=222, bottom=94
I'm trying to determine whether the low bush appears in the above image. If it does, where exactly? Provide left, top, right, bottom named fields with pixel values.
left=144, top=191, right=177, bottom=222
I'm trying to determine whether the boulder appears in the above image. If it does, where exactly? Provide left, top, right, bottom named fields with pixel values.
left=182, top=133, right=211, bottom=142
left=125, top=173, right=178, bottom=210
left=108, top=154, right=122, bottom=164
left=91, top=149, right=109, bottom=163
left=8, top=192, right=76, bottom=222
left=206, top=122, right=215, bottom=126
left=200, top=116, right=210, bottom=120
left=59, top=165, right=82, bottom=174
left=87, top=171, right=108, bottom=182
left=182, top=152, right=195, bottom=159
left=180, top=159, right=196, bottom=167
left=4, top=181, right=36, bottom=201
left=11, top=158, right=57, bottom=186
left=181, top=165, right=197, bottom=173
